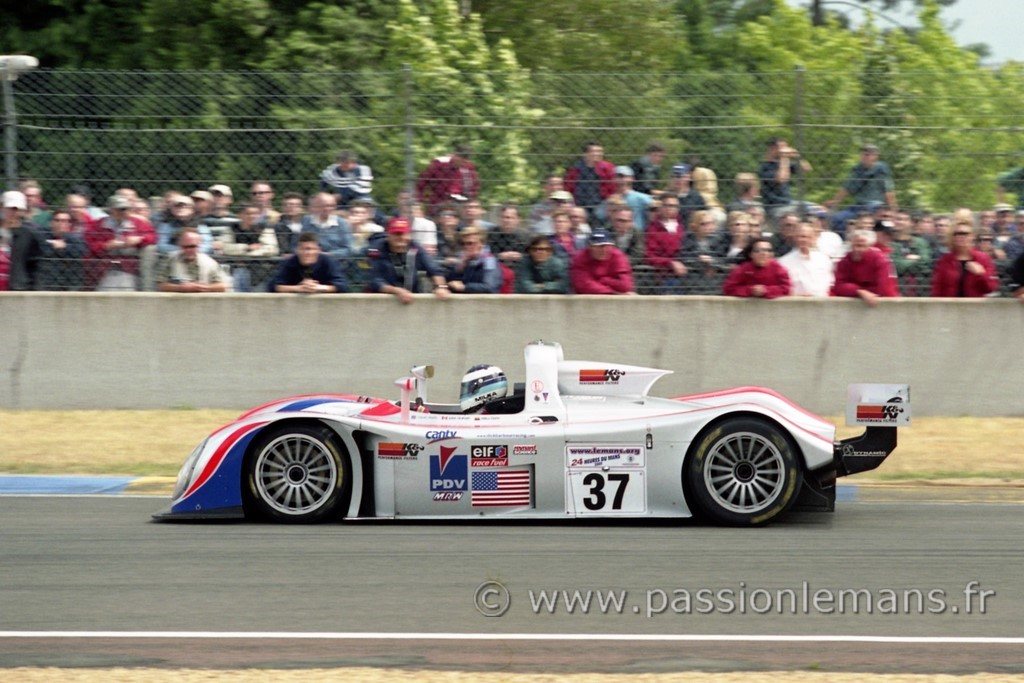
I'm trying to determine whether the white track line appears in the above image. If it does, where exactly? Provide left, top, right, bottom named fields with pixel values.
left=0, top=632, right=1021, bottom=644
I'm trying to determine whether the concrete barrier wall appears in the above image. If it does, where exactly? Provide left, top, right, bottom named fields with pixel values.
left=1, top=293, right=1021, bottom=415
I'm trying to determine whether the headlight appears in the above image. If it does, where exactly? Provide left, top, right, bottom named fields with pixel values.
left=172, top=438, right=208, bottom=500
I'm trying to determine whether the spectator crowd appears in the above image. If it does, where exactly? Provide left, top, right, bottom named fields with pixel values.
left=2, top=141, right=1023, bottom=301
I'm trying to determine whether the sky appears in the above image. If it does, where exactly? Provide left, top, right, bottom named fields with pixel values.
left=790, top=0, right=1024, bottom=64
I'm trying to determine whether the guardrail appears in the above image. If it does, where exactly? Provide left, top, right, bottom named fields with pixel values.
left=1, top=293, right=1020, bottom=415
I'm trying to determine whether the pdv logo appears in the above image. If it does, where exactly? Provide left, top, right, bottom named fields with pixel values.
left=430, top=446, right=467, bottom=492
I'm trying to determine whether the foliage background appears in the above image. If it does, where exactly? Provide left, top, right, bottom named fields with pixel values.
left=3, top=0, right=1022, bottom=210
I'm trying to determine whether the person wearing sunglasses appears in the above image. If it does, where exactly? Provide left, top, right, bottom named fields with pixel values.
left=722, top=237, right=791, bottom=299
left=930, top=223, right=999, bottom=298
left=515, top=235, right=568, bottom=294
left=445, top=226, right=501, bottom=294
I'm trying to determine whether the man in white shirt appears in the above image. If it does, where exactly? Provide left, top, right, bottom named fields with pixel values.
left=778, top=223, right=834, bottom=297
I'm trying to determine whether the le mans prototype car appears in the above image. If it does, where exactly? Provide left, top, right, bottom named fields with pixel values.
left=156, top=341, right=909, bottom=526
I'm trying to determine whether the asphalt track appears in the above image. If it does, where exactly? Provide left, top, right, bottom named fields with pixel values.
left=0, top=495, right=1022, bottom=674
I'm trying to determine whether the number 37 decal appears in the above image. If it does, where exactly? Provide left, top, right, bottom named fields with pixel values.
left=567, top=470, right=646, bottom=515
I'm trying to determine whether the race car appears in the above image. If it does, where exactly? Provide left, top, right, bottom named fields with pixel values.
left=154, top=340, right=909, bottom=526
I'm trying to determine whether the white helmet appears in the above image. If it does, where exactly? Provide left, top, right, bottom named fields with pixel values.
left=459, top=364, right=509, bottom=412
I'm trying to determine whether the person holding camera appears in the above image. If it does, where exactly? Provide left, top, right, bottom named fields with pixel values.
left=758, top=137, right=812, bottom=224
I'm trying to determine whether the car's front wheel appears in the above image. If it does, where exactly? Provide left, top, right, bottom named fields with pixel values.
left=245, top=423, right=349, bottom=523
left=685, top=417, right=802, bottom=526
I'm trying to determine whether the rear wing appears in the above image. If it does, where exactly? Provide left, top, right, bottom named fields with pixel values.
left=835, top=384, right=910, bottom=478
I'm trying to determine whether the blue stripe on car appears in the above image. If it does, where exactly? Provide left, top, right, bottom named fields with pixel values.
left=277, top=398, right=352, bottom=412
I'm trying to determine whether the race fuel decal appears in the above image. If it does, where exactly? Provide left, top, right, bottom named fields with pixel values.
left=471, top=445, right=508, bottom=467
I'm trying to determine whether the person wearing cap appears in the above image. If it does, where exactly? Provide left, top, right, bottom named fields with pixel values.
left=992, top=204, right=1016, bottom=243
left=156, top=195, right=198, bottom=255
left=367, top=217, right=449, bottom=303
left=824, top=144, right=897, bottom=232
left=2, top=190, right=43, bottom=291
left=516, top=235, right=568, bottom=294
left=528, top=175, right=568, bottom=229
left=84, top=194, right=156, bottom=290
left=416, top=143, right=479, bottom=217
left=320, top=150, right=374, bottom=208
left=157, top=228, right=228, bottom=293
left=269, top=232, right=347, bottom=294
left=722, top=237, right=791, bottom=299
left=596, top=165, right=653, bottom=231
left=200, top=185, right=240, bottom=250
left=831, top=229, right=898, bottom=306
left=930, top=221, right=999, bottom=298
left=630, top=142, right=666, bottom=197
left=564, top=141, right=616, bottom=217
left=570, top=230, right=635, bottom=295
left=190, top=190, right=214, bottom=222
left=758, top=137, right=811, bottom=223
left=667, top=163, right=706, bottom=227
left=531, top=190, right=574, bottom=236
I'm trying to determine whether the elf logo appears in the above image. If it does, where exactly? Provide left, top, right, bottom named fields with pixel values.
left=430, top=445, right=467, bottom=492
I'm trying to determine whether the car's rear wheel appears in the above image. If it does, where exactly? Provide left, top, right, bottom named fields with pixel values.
left=245, top=423, right=349, bottom=523
left=685, top=417, right=802, bottom=526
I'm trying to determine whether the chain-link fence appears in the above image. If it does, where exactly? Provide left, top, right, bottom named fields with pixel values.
left=4, top=68, right=1024, bottom=295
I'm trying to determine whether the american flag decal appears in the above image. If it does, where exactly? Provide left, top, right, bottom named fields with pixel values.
left=471, top=469, right=531, bottom=507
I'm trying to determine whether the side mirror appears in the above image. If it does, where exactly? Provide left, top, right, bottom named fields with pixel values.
left=411, top=365, right=434, bottom=380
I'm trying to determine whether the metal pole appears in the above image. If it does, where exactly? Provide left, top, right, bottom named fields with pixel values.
left=2, top=69, right=16, bottom=190
left=402, top=64, right=415, bottom=201
left=793, top=65, right=806, bottom=218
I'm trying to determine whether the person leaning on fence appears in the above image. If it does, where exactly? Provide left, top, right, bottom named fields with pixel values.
left=570, top=230, right=635, bottom=295
left=2, top=191, right=43, bottom=291
left=515, top=235, right=569, bottom=294
left=930, top=221, right=999, bottom=298
left=445, top=226, right=502, bottom=294
left=367, top=217, right=449, bottom=304
left=722, top=238, right=791, bottom=299
left=831, top=229, right=898, bottom=306
left=269, top=232, right=347, bottom=294
left=157, top=228, right=228, bottom=293
left=84, top=195, right=156, bottom=291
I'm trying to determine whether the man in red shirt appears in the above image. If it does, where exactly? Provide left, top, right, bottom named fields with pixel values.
left=570, top=230, right=635, bottom=295
left=831, top=229, right=898, bottom=306
left=416, top=143, right=479, bottom=217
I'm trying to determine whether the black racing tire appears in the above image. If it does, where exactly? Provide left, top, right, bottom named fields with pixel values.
left=684, top=416, right=803, bottom=526
left=244, top=423, right=350, bottom=523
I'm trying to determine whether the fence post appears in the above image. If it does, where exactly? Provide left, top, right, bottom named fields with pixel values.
left=2, top=74, right=16, bottom=190
left=402, top=64, right=415, bottom=196
left=793, top=64, right=806, bottom=217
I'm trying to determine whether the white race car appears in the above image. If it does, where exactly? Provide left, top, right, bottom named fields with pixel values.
left=156, top=340, right=908, bottom=525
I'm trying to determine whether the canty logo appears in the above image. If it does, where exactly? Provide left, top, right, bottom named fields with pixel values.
left=426, top=429, right=458, bottom=443
left=579, top=369, right=626, bottom=384
left=430, top=446, right=467, bottom=492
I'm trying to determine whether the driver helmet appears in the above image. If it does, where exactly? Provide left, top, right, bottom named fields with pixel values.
left=459, top=364, right=509, bottom=412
